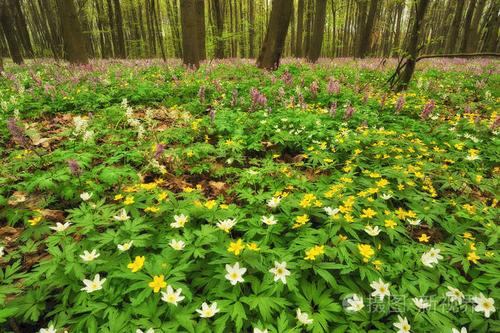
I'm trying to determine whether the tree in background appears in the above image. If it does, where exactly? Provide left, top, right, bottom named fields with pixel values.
left=357, top=0, right=379, bottom=58
left=391, top=0, right=430, bottom=91
left=0, top=0, right=24, bottom=64
left=257, top=0, right=293, bottom=70
left=180, top=0, right=200, bottom=68
left=307, top=0, right=327, bottom=63
left=56, top=0, right=89, bottom=64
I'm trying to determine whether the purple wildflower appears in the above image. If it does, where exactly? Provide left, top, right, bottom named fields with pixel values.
left=490, top=115, right=500, bottom=130
left=281, top=70, right=293, bottom=85
left=310, top=81, right=319, bottom=98
left=67, top=159, right=82, bottom=176
left=344, top=105, right=355, bottom=120
left=395, top=95, right=405, bottom=113
left=250, top=88, right=267, bottom=110
left=231, top=89, right=238, bottom=107
left=154, top=144, right=166, bottom=159
left=7, top=118, right=29, bottom=146
left=327, top=78, right=340, bottom=94
left=420, top=100, right=435, bottom=119
left=198, top=86, right=206, bottom=104
left=329, top=101, right=337, bottom=117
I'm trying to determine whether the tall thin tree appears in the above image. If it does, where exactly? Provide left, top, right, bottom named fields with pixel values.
left=56, top=0, right=89, bottom=64
left=180, top=0, right=200, bottom=68
left=307, top=0, right=327, bottom=62
left=257, top=0, right=293, bottom=70
left=0, top=0, right=24, bottom=64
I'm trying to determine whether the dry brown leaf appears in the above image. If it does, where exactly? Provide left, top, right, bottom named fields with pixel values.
left=41, top=209, right=66, bottom=222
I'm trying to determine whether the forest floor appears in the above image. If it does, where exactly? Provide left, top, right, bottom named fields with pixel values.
left=0, top=58, right=499, bottom=333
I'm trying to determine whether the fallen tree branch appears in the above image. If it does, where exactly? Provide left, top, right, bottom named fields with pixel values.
left=416, top=53, right=500, bottom=61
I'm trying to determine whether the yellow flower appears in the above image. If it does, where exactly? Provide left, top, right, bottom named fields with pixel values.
left=467, top=251, right=480, bottom=264
left=397, top=184, right=405, bottom=191
left=144, top=206, right=160, bottom=213
left=358, top=244, right=375, bottom=262
left=384, top=219, right=397, bottom=229
left=157, top=192, right=168, bottom=201
left=418, top=234, right=430, bottom=243
left=220, top=204, right=229, bottom=209
left=304, top=245, right=325, bottom=260
left=140, top=183, right=157, bottom=190
left=204, top=200, right=217, bottom=210
left=344, top=213, right=354, bottom=223
left=228, top=239, right=245, bottom=256
left=463, top=232, right=475, bottom=240
left=469, top=242, right=476, bottom=251
left=395, top=207, right=407, bottom=219
left=28, top=216, right=42, bottom=226
left=183, top=187, right=194, bottom=193
left=338, top=234, right=348, bottom=241
left=114, top=194, right=124, bottom=200
left=127, top=256, right=145, bottom=272
left=293, top=214, right=310, bottom=229
left=376, top=179, right=389, bottom=187
left=148, top=275, right=167, bottom=293
left=246, top=242, right=260, bottom=251
left=123, top=196, right=135, bottom=205
left=360, top=208, right=377, bottom=219
left=373, top=260, right=383, bottom=270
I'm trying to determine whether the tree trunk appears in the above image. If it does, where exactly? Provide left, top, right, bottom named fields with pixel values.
left=180, top=0, right=199, bottom=67
left=257, top=0, right=293, bottom=70
left=392, top=2, right=403, bottom=56
left=445, top=0, right=465, bottom=53
left=303, top=0, right=314, bottom=57
left=11, top=0, right=33, bottom=57
left=294, top=0, right=304, bottom=57
left=211, top=0, right=224, bottom=58
left=0, top=0, right=24, bottom=64
left=248, top=0, right=255, bottom=57
left=357, top=0, right=379, bottom=58
left=467, top=0, right=486, bottom=52
left=113, top=0, right=126, bottom=58
left=307, top=0, right=327, bottom=62
left=395, top=0, right=430, bottom=91
left=481, top=1, right=499, bottom=52
left=354, top=0, right=368, bottom=58
left=56, top=0, right=89, bottom=64
left=195, top=0, right=206, bottom=60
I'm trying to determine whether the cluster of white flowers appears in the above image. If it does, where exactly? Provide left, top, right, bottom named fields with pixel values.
left=72, top=116, right=94, bottom=142
left=122, top=98, right=145, bottom=139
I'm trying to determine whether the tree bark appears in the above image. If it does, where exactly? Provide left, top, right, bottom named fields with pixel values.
left=195, top=0, right=206, bottom=60
left=211, top=0, right=224, bottom=58
left=113, top=0, right=126, bottom=58
left=307, top=0, right=327, bottom=62
left=357, top=0, right=379, bottom=58
left=294, top=0, right=304, bottom=57
left=395, top=0, right=430, bottom=91
left=481, top=1, right=499, bottom=52
left=257, top=0, right=293, bottom=70
left=0, top=0, right=24, bottom=64
left=56, top=0, right=89, bottom=64
left=467, top=0, right=486, bottom=52
left=180, top=0, right=199, bottom=67
left=248, top=0, right=255, bottom=57
left=445, top=0, right=465, bottom=53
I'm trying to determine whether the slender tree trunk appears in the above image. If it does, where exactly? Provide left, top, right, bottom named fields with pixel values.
left=357, top=0, right=379, bottom=58
left=395, top=0, right=430, bottom=91
left=257, top=0, right=293, bottom=70
left=445, top=0, right=465, bottom=53
left=211, top=0, right=224, bottom=58
left=303, top=0, right=314, bottom=57
left=248, top=0, right=255, bottom=58
left=460, top=0, right=476, bottom=53
left=467, top=0, right=486, bottom=52
left=180, top=0, right=199, bottom=67
left=195, top=0, right=206, bottom=60
left=481, top=1, right=499, bottom=52
left=56, top=0, right=89, bottom=64
left=290, top=1, right=295, bottom=57
left=307, top=0, right=327, bottom=62
left=113, top=0, right=126, bottom=58
left=342, top=0, right=352, bottom=56
left=294, top=0, right=304, bottom=57
left=0, top=0, right=24, bottom=64
left=392, top=2, right=403, bottom=56
left=11, top=0, right=33, bottom=57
